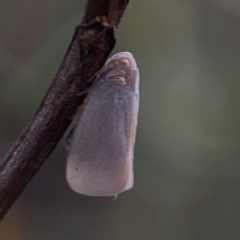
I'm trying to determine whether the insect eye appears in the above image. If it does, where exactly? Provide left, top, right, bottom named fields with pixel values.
left=120, top=58, right=130, bottom=68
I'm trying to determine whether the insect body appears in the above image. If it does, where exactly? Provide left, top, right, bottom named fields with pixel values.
left=66, top=52, right=139, bottom=197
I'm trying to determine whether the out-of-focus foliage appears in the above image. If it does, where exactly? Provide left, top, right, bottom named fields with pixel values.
left=1, top=0, right=240, bottom=239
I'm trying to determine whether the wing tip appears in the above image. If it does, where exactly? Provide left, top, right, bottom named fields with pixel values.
left=66, top=164, right=134, bottom=197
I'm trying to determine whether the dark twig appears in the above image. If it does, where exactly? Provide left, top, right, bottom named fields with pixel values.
left=0, top=0, right=129, bottom=220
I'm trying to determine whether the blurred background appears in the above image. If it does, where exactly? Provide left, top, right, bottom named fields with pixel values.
left=1, top=0, right=240, bottom=239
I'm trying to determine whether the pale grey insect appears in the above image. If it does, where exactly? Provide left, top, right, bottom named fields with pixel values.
left=66, top=52, right=139, bottom=197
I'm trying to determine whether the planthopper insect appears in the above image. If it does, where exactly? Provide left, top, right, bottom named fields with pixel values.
left=66, top=52, right=139, bottom=197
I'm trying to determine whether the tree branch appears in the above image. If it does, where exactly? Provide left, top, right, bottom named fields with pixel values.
left=0, top=0, right=130, bottom=220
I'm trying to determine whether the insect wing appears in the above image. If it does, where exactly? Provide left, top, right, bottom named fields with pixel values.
left=66, top=52, right=139, bottom=196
